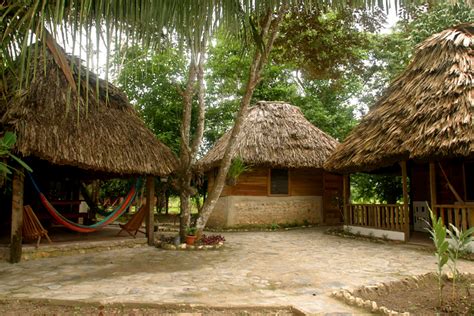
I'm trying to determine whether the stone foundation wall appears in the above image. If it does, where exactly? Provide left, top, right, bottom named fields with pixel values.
left=206, top=196, right=322, bottom=228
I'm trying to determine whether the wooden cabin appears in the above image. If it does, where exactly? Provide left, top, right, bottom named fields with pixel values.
left=325, top=24, right=474, bottom=242
left=200, top=101, right=343, bottom=228
left=0, top=42, right=177, bottom=262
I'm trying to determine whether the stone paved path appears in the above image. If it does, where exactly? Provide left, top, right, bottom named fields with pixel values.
left=0, top=227, right=473, bottom=314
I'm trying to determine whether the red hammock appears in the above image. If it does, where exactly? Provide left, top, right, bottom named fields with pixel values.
left=38, top=191, right=135, bottom=233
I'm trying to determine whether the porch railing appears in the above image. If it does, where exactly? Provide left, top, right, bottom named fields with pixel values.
left=433, top=204, right=474, bottom=233
left=347, top=204, right=407, bottom=232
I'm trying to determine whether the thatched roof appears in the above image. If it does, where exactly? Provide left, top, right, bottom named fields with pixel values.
left=1, top=45, right=177, bottom=177
left=325, top=23, right=474, bottom=174
left=199, top=101, right=339, bottom=170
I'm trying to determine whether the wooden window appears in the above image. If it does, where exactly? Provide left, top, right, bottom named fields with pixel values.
left=270, top=169, right=289, bottom=195
left=464, top=162, right=474, bottom=201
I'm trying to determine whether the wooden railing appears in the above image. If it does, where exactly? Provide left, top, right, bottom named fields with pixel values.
left=434, top=204, right=474, bottom=232
left=347, top=204, right=407, bottom=232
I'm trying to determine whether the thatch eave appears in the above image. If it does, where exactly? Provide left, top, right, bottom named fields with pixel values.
left=199, top=101, right=339, bottom=172
left=2, top=45, right=178, bottom=177
left=325, top=23, right=473, bottom=174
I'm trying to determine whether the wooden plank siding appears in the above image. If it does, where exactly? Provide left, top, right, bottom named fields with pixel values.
left=323, top=172, right=343, bottom=224
left=208, top=167, right=325, bottom=197
left=411, top=161, right=466, bottom=206
left=290, top=169, right=323, bottom=196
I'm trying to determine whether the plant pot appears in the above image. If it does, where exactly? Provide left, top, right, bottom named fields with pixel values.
left=186, top=235, right=197, bottom=245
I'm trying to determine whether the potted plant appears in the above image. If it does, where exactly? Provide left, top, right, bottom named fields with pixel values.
left=185, top=226, right=197, bottom=245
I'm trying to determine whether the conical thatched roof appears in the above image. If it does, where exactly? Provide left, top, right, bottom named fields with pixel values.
left=199, top=101, right=339, bottom=170
left=325, top=23, right=474, bottom=174
left=2, top=45, right=177, bottom=176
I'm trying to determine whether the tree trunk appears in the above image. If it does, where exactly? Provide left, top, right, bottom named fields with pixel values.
left=10, top=170, right=24, bottom=263
left=195, top=8, right=285, bottom=239
left=178, top=55, right=197, bottom=241
left=178, top=39, right=208, bottom=241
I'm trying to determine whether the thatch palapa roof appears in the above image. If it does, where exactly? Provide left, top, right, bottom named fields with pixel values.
left=2, top=45, right=177, bottom=177
left=199, top=101, right=339, bottom=171
left=325, top=23, right=474, bottom=174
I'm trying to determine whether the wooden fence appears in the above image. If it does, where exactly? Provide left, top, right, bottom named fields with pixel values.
left=347, top=204, right=406, bottom=232
left=434, top=204, right=474, bottom=232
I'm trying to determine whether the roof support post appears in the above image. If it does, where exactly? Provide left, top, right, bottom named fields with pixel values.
left=400, top=161, right=410, bottom=242
left=145, top=176, right=155, bottom=246
left=10, top=170, right=24, bottom=263
left=429, top=162, right=437, bottom=213
left=343, top=174, right=350, bottom=225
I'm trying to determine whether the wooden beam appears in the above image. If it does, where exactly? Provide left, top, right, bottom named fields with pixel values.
left=429, top=162, right=437, bottom=210
left=400, top=161, right=410, bottom=242
left=145, top=176, right=155, bottom=246
left=343, top=174, right=350, bottom=225
left=10, top=171, right=24, bottom=263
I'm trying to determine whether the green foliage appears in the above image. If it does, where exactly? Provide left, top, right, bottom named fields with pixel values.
left=186, top=226, right=197, bottom=236
left=206, top=8, right=382, bottom=145
left=0, top=132, right=32, bottom=180
left=427, top=209, right=450, bottom=307
left=351, top=173, right=404, bottom=204
left=274, top=7, right=384, bottom=80
left=99, top=179, right=135, bottom=201
left=115, top=46, right=187, bottom=154
left=226, top=157, right=251, bottom=185
left=270, top=223, right=280, bottom=231
left=446, top=224, right=474, bottom=299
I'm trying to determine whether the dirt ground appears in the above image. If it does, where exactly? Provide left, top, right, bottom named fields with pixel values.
left=0, top=300, right=301, bottom=316
left=356, top=273, right=474, bottom=314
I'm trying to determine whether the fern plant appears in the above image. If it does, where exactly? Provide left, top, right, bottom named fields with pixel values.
left=226, top=157, right=250, bottom=186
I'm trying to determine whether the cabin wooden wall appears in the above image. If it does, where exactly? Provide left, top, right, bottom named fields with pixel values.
left=411, top=161, right=465, bottom=205
left=207, top=167, right=325, bottom=197
left=206, top=167, right=343, bottom=227
left=290, top=169, right=324, bottom=196
left=411, top=163, right=430, bottom=202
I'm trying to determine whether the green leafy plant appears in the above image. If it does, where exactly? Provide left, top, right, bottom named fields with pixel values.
left=0, top=132, right=32, bottom=177
left=427, top=209, right=449, bottom=307
left=446, top=224, right=474, bottom=300
left=186, top=226, right=197, bottom=236
left=226, top=157, right=251, bottom=186
left=270, top=223, right=280, bottom=231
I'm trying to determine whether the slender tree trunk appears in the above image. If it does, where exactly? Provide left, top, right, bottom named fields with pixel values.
left=195, top=8, right=285, bottom=239
left=178, top=58, right=197, bottom=241
left=178, top=35, right=208, bottom=241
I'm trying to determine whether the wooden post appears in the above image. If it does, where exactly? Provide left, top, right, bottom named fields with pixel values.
left=343, top=174, right=350, bottom=225
left=429, top=162, right=437, bottom=212
left=400, top=161, right=410, bottom=241
left=10, top=170, right=24, bottom=263
left=145, top=176, right=155, bottom=246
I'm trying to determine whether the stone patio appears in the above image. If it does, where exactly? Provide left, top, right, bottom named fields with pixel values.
left=0, top=227, right=473, bottom=314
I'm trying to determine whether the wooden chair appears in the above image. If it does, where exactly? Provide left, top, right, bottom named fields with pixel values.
left=23, top=205, right=52, bottom=247
left=117, top=206, right=146, bottom=237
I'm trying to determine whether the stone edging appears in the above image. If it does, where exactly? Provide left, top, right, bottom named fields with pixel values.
left=331, top=273, right=438, bottom=315
left=156, top=241, right=224, bottom=251
left=205, top=225, right=315, bottom=233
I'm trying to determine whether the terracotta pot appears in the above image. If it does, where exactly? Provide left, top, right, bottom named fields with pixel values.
left=186, top=235, right=197, bottom=245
